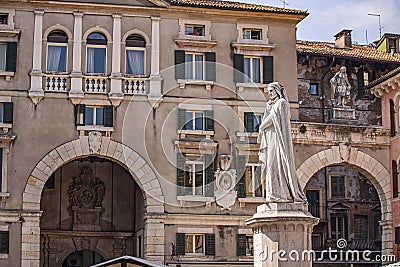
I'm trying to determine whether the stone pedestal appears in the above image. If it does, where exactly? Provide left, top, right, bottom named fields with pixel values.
left=246, top=203, right=319, bottom=267
left=330, top=106, right=357, bottom=124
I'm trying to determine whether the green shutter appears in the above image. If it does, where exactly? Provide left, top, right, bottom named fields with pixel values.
left=236, top=155, right=246, bottom=198
left=204, top=110, right=214, bottom=131
left=178, top=108, right=186, bottom=130
left=177, top=152, right=186, bottom=196
left=175, top=50, right=186, bottom=80
left=236, top=234, right=247, bottom=256
left=0, top=231, right=9, bottom=254
left=3, top=102, right=13, bottom=124
left=233, top=54, right=244, bottom=83
left=205, top=52, right=216, bottom=81
left=5, top=42, right=17, bottom=72
left=103, top=105, right=113, bottom=127
left=244, top=112, right=254, bottom=133
left=262, top=56, right=273, bottom=84
left=176, top=233, right=185, bottom=255
left=205, top=153, right=215, bottom=197
left=0, top=148, right=3, bottom=192
left=205, top=233, right=215, bottom=255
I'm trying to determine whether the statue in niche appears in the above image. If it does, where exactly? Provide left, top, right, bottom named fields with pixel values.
left=330, top=66, right=351, bottom=106
left=68, top=167, right=105, bottom=210
left=258, top=82, right=307, bottom=203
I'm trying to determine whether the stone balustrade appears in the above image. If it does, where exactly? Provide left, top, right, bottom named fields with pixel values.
left=44, top=73, right=69, bottom=92
left=123, top=77, right=148, bottom=95
left=83, top=75, right=109, bottom=93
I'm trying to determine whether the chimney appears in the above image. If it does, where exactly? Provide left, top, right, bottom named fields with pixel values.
left=334, top=29, right=352, bottom=49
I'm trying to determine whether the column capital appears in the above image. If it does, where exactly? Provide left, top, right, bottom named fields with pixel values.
left=34, top=10, right=44, bottom=16
left=73, top=11, right=84, bottom=17
left=113, top=14, right=122, bottom=19
left=151, top=16, right=161, bottom=21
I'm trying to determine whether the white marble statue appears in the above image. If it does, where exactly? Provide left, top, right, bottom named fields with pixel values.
left=258, top=82, right=308, bottom=203
left=330, top=66, right=351, bottom=106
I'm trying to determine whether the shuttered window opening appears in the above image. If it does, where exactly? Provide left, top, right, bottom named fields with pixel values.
left=354, top=215, right=369, bottom=243
left=233, top=54, right=273, bottom=84
left=178, top=109, right=214, bottom=131
left=0, top=231, right=9, bottom=254
left=0, top=42, right=17, bottom=72
left=330, top=175, right=345, bottom=198
left=236, top=234, right=254, bottom=256
left=0, top=102, right=13, bottom=124
left=176, top=233, right=215, bottom=256
left=74, top=104, right=113, bottom=127
left=175, top=50, right=216, bottom=81
left=244, top=112, right=261, bottom=133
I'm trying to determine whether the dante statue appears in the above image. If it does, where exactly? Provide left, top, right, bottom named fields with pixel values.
left=258, top=82, right=307, bottom=203
left=330, top=66, right=351, bottom=106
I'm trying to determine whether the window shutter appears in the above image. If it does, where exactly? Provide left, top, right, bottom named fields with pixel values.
left=390, top=99, right=396, bottom=137
left=3, top=102, right=13, bottom=124
left=357, top=66, right=365, bottom=96
left=204, top=110, right=214, bottom=131
left=175, top=50, right=186, bottom=80
left=0, top=148, right=3, bottom=192
left=244, top=112, right=254, bottom=133
left=205, top=52, right=216, bottom=81
left=233, top=54, right=244, bottom=83
left=236, top=234, right=247, bottom=256
left=205, top=233, right=215, bottom=255
left=178, top=108, right=186, bottom=130
left=205, top=153, right=215, bottom=197
left=176, top=233, right=185, bottom=255
left=104, top=105, right=114, bottom=127
left=236, top=155, right=246, bottom=198
left=0, top=231, right=9, bottom=254
left=74, top=104, right=85, bottom=126
left=262, top=56, right=273, bottom=84
left=177, top=152, right=186, bottom=196
left=5, top=42, right=17, bottom=72
left=393, top=160, right=399, bottom=198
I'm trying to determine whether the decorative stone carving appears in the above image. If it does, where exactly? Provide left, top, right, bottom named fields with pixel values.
left=215, top=155, right=237, bottom=210
left=88, top=131, right=102, bottom=153
left=68, top=168, right=105, bottom=231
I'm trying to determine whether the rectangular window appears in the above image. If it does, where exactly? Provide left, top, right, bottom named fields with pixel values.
left=244, top=112, right=261, bottom=133
left=330, top=176, right=345, bottom=198
left=245, top=163, right=262, bottom=197
left=388, top=38, right=398, bottom=53
left=0, top=14, right=8, bottom=25
left=0, top=44, right=5, bottom=71
left=243, top=29, right=261, bottom=40
left=306, top=190, right=320, bottom=217
left=84, top=107, right=104, bottom=126
left=237, top=234, right=254, bottom=256
left=185, top=52, right=204, bottom=80
left=126, top=49, right=145, bottom=75
left=185, top=25, right=205, bottom=36
left=310, top=83, right=319, bottom=96
left=185, top=234, right=204, bottom=254
left=0, top=231, right=9, bottom=254
left=184, top=110, right=204, bottom=131
left=354, top=215, right=368, bottom=242
left=47, top=45, right=67, bottom=72
left=395, top=227, right=400, bottom=244
left=86, top=47, right=106, bottom=74
left=312, top=233, right=322, bottom=249
left=184, top=154, right=205, bottom=196
left=0, top=102, right=12, bottom=124
left=330, top=214, right=347, bottom=240
left=243, top=56, right=261, bottom=83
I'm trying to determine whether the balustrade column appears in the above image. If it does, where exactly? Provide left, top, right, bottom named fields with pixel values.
left=28, top=10, right=44, bottom=104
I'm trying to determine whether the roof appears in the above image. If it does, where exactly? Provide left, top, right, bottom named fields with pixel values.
left=366, top=66, right=400, bottom=89
left=168, top=0, right=308, bottom=15
left=91, top=256, right=168, bottom=267
left=297, top=40, right=400, bottom=63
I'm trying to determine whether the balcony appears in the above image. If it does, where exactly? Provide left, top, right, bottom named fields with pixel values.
left=44, top=73, right=69, bottom=92
left=123, top=76, right=148, bottom=95
left=83, top=75, right=108, bottom=94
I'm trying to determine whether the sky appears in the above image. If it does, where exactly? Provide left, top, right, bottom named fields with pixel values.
left=237, top=0, right=400, bottom=45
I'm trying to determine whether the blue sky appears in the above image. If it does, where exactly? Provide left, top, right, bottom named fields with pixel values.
left=238, top=0, right=400, bottom=44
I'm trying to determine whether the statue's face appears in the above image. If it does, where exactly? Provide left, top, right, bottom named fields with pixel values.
left=267, top=86, right=278, bottom=100
left=340, top=66, right=346, bottom=73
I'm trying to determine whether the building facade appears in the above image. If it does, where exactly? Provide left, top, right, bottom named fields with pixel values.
left=0, top=0, right=396, bottom=267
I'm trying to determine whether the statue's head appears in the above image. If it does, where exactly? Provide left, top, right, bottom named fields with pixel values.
left=340, top=66, right=346, bottom=73
left=268, top=82, right=287, bottom=100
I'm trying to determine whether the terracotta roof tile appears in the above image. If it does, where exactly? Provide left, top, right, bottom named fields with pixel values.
left=366, top=66, right=400, bottom=89
left=297, top=40, right=400, bottom=63
left=168, top=0, right=308, bottom=15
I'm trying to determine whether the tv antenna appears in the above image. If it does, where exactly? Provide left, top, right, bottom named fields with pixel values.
left=278, top=0, right=290, bottom=8
left=368, top=13, right=383, bottom=38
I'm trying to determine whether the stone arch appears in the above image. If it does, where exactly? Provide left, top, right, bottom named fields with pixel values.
left=22, top=136, right=164, bottom=211
left=122, top=29, right=151, bottom=47
left=296, top=145, right=392, bottom=254
left=83, top=26, right=112, bottom=44
left=43, top=24, right=73, bottom=41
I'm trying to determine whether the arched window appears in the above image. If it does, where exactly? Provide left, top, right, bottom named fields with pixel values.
left=125, top=34, right=146, bottom=76
left=46, top=30, right=68, bottom=72
left=86, top=32, right=107, bottom=74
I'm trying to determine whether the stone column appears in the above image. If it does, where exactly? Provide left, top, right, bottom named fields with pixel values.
left=148, top=16, right=162, bottom=104
left=109, top=14, right=124, bottom=107
left=381, top=219, right=394, bottom=257
left=21, top=211, right=42, bottom=267
left=247, top=203, right=319, bottom=267
left=28, top=10, right=44, bottom=105
left=144, top=213, right=165, bottom=263
left=69, top=12, right=84, bottom=103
